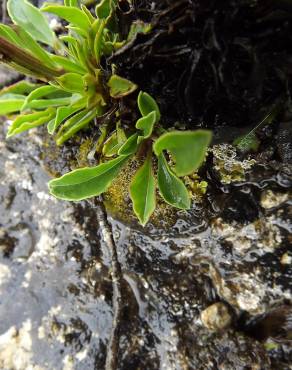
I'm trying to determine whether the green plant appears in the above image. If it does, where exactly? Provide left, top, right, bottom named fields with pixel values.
left=0, top=0, right=212, bottom=226
left=49, top=91, right=212, bottom=225
left=0, top=0, right=137, bottom=144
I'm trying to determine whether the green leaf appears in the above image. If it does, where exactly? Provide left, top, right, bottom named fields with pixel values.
left=56, top=73, right=84, bottom=93
left=153, top=130, right=212, bottom=176
left=157, top=153, right=190, bottom=209
left=81, top=5, right=95, bottom=24
left=96, top=0, right=113, bottom=19
left=136, top=111, right=157, bottom=142
left=59, top=35, right=77, bottom=45
left=48, top=105, right=82, bottom=134
left=103, top=131, right=125, bottom=157
left=138, top=91, right=160, bottom=121
left=64, top=0, right=78, bottom=6
left=7, top=108, right=55, bottom=137
left=21, top=85, right=61, bottom=110
left=130, top=154, right=156, bottom=226
left=0, top=36, right=62, bottom=81
left=15, top=27, right=57, bottom=69
left=0, top=81, right=40, bottom=96
left=7, top=0, right=55, bottom=46
left=127, top=21, right=151, bottom=41
left=0, top=24, right=23, bottom=46
left=56, top=108, right=96, bottom=145
left=41, top=4, right=91, bottom=33
left=118, top=133, right=138, bottom=155
left=107, top=75, right=137, bottom=98
left=117, top=123, right=127, bottom=143
left=0, top=93, right=25, bottom=115
left=51, top=55, right=87, bottom=74
left=26, top=97, right=72, bottom=110
left=93, top=19, right=106, bottom=63
left=49, top=155, right=129, bottom=201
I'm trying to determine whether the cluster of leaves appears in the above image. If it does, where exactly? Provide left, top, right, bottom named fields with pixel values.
left=0, top=0, right=211, bottom=226
left=0, top=0, right=137, bottom=144
left=50, top=92, right=211, bottom=225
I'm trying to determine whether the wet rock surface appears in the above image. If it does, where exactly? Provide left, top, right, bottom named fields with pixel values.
left=0, top=124, right=112, bottom=369
left=0, top=114, right=291, bottom=369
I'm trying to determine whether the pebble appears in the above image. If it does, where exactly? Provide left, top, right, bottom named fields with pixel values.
left=200, top=302, right=232, bottom=331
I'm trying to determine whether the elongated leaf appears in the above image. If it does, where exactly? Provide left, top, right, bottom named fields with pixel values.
left=118, top=133, right=138, bottom=155
left=56, top=73, right=84, bottom=93
left=107, top=75, right=137, bottom=98
left=7, top=108, right=55, bottom=137
left=26, top=97, right=72, bottom=110
left=138, top=91, right=160, bottom=121
left=0, top=24, right=22, bottom=46
left=153, top=130, right=212, bottom=176
left=7, top=0, right=55, bottom=46
left=21, top=85, right=61, bottom=110
left=96, top=0, right=113, bottom=19
left=41, top=4, right=91, bottom=33
left=0, top=37, right=62, bottom=81
left=0, top=94, right=25, bottom=115
left=60, top=35, right=77, bottom=46
left=75, top=39, right=91, bottom=70
left=94, top=19, right=106, bottom=63
left=130, top=154, right=156, bottom=226
left=157, top=153, right=190, bottom=209
left=51, top=55, right=87, bottom=74
left=49, top=155, right=129, bottom=201
left=81, top=5, right=96, bottom=24
left=0, top=81, right=40, bottom=96
left=117, top=124, right=127, bottom=143
left=56, top=108, right=96, bottom=145
left=103, top=132, right=124, bottom=157
left=15, top=27, right=57, bottom=69
left=136, top=111, right=156, bottom=142
left=64, top=0, right=78, bottom=6
left=48, top=105, right=82, bottom=134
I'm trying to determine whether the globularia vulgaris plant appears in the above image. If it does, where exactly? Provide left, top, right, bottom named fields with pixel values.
left=0, top=0, right=137, bottom=142
left=0, top=0, right=212, bottom=226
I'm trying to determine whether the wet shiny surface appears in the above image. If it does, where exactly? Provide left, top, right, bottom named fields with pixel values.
left=0, top=122, right=291, bottom=369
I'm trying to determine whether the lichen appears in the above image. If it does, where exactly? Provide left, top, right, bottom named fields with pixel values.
left=212, top=144, right=256, bottom=184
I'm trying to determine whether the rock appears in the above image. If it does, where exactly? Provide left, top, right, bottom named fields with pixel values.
left=0, top=322, right=35, bottom=370
left=0, top=125, right=111, bottom=370
left=277, top=121, right=292, bottom=163
left=243, top=305, right=292, bottom=342
left=0, top=263, right=11, bottom=287
left=201, top=302, right=233, bottom=331
left=0, top=118, right=290, bottom=369
left=0, top=65, right=20, bottom=88
left=260, top=190, right=289, bottom=209
left=280, top=253, right=292, bottom=266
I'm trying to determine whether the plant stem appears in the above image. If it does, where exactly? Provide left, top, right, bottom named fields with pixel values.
left=0, top=36, right=63, bottom=81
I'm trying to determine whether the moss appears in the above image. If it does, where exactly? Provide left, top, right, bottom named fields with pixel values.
left=104, top=156, right=180, bottom=227
left=75, top=138, right=93, bottom=168
left=184, top=173, right=208, bottom=201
